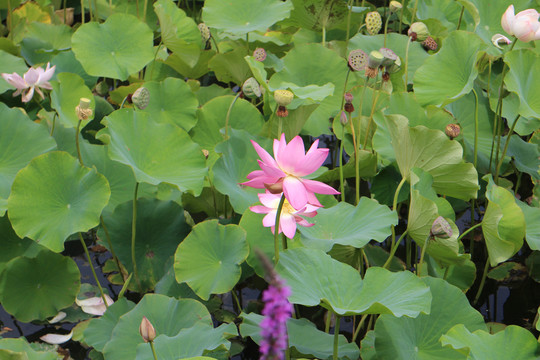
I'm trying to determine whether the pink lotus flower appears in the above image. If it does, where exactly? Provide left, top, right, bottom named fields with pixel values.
left=250, top=191, right=318, bottom=239
left=1, top=62, right=55, bottom=102
left=242, top=134, right=339, bottom=210
left=501, top=5, right=540, bottom=42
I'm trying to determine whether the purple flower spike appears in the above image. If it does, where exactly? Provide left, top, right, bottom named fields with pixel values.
left=260, top=276, right=293, bottom=360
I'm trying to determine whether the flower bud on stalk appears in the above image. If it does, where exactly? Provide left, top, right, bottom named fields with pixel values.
left=76, top=98, right=92, bottom=121
left=139, top=316, right=156, bottom=343
left=274, top=90, right=294, bottom=117
left=339, top=111, right=348, bottom=125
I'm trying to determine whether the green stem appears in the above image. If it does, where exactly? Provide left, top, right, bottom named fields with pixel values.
left=494, top=115, right=520, bottom=183
left=142, top=0, right=148, bottom=22
left=325, top=311, right=332, bottom=333
left=456, top=5, right=465, bottom=30
left=333, top=314, right=341, bottom=360
left=410, top=0, right=419, bottom=24
left=62, top=0, right=67, bottom=24
left=322, top=23, right=326, bottom=47
left=417, top=237, right=429, bottom=276
left=470, top=88, right=480, bottom=258
left=383, top=9, right=392, bottom=47
left=224, top=92, right=241, bottom=139
left=457, top=222, right=483, bottom=243
left=50, top=113, right=56, bottom=136
left=75, top=119, right=84, bottom=165
left=231, top=289, right=242, bottom=312
left=210, top=35, right=220, bottom=53
left=149, top=341, right=158, bottom=360
left=398, top=0, right=404, bottom=33
left=404, top=36, right=412, bottom=87
left=100, top=215, right=125, bottom=282
left=345, top=0, right=354, bottom=50
left=80, top=0, right=85, bottom=24
left=131, top=182, right=142, bottom=291
left=473, top=259, right=490, bottom=305
left=362, top=85, right=381, bottom=150
left=149, top=42, right=163, bottom=81
left=351, top=313, right=368, bottom=342
left=273, top=194, right=286, bottom=263
left=117, top=273, right=132, bottom=299
left=281, top=233, right=288, bottom=250
left=383, top=230, right=408, bottom=269
left=406, top=235, right=411, bottom=269
left=120, top=96, right=128, bottom=109
left=339, top=125, right=346, bottom=202
left=383, top=176, right=407, bottom=268
left=355, top=77, right=369, bottom=205
left=443, top=266, right=450, bottom=280
left=78, top=233, right=109, bottom=308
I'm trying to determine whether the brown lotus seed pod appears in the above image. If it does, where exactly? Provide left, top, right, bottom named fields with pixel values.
left=242, top=77, right=262, bottom=98
left=75, top=98, right=92, bottom=120
left=348, top=49, right=368, bottom=72
left=422, top=36, right=438, bottom=51
left=365, top=67, right=378, bottom=78
left=253, top=47, right=267, bottom=62
left=132, top=87, right=150, bottom=110
left=365, top=11, right=382, bottom=35
left=344, top=103, right=354, bottom=113
left=198, top=23, right=211, bottom=42
left=139, top=316, right=156, bottom=343
left=408, top=22, right=429, bottom=41
left=274, top=90, right=294, bottom=107
left=445, top=123, right=461, bottom=139
left=430, top=216, right=453, bottom=239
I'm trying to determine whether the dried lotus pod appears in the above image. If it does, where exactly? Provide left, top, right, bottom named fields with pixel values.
left=348, top=49, right=368, bottom=71
left=253, top=47, right=267, bottom=62
left=445, top=123, right=461, bottom=140
left=198, top=23, right=211, bottom=42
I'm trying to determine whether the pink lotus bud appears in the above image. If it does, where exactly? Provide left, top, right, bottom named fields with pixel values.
left=501, top=5, right=540, bottom=43
left=139, top=316, right=156, bottom=343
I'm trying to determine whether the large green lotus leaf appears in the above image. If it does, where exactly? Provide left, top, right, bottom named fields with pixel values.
left=276, top=248, right=431, bottom=317
left=298, top=199, right=397, bottom=252
left=426, top=255, right=476, bottom=292
left=372, top=277, right=486, bottom=360
left=50, top=51, right=98, bottom=89
left=154, top=0, right=202, bottom=67
left=0, top=249, right=80, bottom=322
left=414, top=31, right=486, bottom=107
left=165, top=49, right=215, bottom=80
left=139, top=77, right=199, bottom=131
left=202, top=0, right=293, bottom=36
left=88, top=0, right=158, bottom=29
left=414, top=0, right=477, bottom=32
left=0, top=104, right=56, bottom=216
left=505, top=135, right=540, bottom=180
left=99, top=198, right=190, bottom=292
left=7, top=151, right=110, bottom=252
left=50, top=72, right=95, bottom=128
left=19, top=22, right=72, bottom=65
left=348, top=33, right=430, bottom=86
left=482, top=175, right=526, bottom=266
left=135, top=322, right=237, bottom=359
left=97, top=109, right=207, bottom=196
left=71, top=14, right=154, bottom=80
left=268, top=43, right=344, bottom=105
left=287, top=0, right=348, bottom=31
left=516, top=200, right=540, bottom=251
left=0, top=338, right=59, bottom=360
left=211, top=129, right=272, bottom=214
left=174, top=219, right=248, bottom=300
left=208, top=46, right=251, bottom=85
left=84, top=298, right=136, bottom=352
left=102, top=294, right=212, bottom=360
left=240, top=312, right=360, bottom=360
left=445, top=89, right=508, bottom=174
left=0, top=50, right=29, bottom=94
left=238, top=209, right=280, bottom=277
left=79, top=143, right=136, bottom=213
left=440, top=324, right=540, bottom=360
left=191, top=95, right=264, bottom=153
left=504, top=49, right=540, bottom=119
left=385, top=114, right=478, bottom=200
left=0, top=216, right=42, bottom=275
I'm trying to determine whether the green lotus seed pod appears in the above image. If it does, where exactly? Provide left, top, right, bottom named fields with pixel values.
left=132, top=87, right=150, bottom=110
left=348, top=49, right=368, bottom=71
left=95, top=81, right=109, bottom=96
left=379, top=47, right=398, bottom=67
left=385, top=56, right=401, bottom=74
left=274, top=90, right=294, bottom=107
left=367, top=50, right=384, bottom=69
left=389, top=1, right=402, bottom=12
left=408, top=22, right=429, bottom=41
left=78, top=97, right=91, bottom=110
left=430, top=216, right=453, bottom=239
left=198, top=23, right=211, bottom=42
left=365, top=11, right=382, bottom=35
left=242, top=77, right=262, bottom=98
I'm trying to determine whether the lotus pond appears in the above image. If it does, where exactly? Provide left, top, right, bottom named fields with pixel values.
left=0, top=0, right=540, bottom=359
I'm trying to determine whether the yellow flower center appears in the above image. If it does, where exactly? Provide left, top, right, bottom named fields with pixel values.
left=281, top=199, right=296, bottom=215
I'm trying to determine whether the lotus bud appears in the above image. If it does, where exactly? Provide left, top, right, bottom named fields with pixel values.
left=95, top=81, right=109, bottom=96
left=422, top=36, right=438, bottom=51
left=339, top=111, right=348, bottom=125
left=139, top=316, right=156, bottom=343
left=491, top=34, right=512, bottom=49
left=389, top=1, right=402, bottom=12
left=365, top=11, right=382, bottom=35
left=445, top=123, right=461, bottom=140
left=253, top=47, right=267, bottom=62
left=379, top=47, right=398, bottom=67
left=348, top=49, right=368, bottom=72
left=408, top=22, right=429, bottom=41
left=242, top=77, right=262, bottom=98
left=198, top=23, right=211, bottom=42
left=132, top=87, right=150, bottom=110
left=344, top=92, right=354, bottom=113
left=430, top=216, right=453, bottom=239
left=75, top=98, right=92, bottom=121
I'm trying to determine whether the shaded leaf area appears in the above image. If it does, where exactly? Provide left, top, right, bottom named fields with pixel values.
left=240, top=312, right=360, bottom=360
left=287, top=0, right=348, bottom=31
left=0, top=338, right=59, bottom=360
left=277, top=248, right=431, bottom=317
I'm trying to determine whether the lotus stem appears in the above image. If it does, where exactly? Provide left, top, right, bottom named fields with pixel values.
left=100, top=215, right=125, bottom=282
left=143, top=0, right=148, bottom=22
left=339, top=124, right=346, bottom=202
left=224, top=92, right=241, bottom=139
left=210, top=35, right=220, bottom=53
left=443, top=266, right=450, bottom=280
left=495, top=114, right=520, bottom=183
left=383, top=177, right=407, bottom=268
left=231, top=288, right=242, bottom=312
left=273, top=194, right=286, bottom=263
left=383, top=229, right=408, bottom=269
left=50, top=113, right=57, bottom=136
left=118, top=273, right=132, bottom=299
left=456, top=6, right=465, bottom=30
left=78, top=233, right=109, bottom=309
left=325, top=311, right=332, bottom=333
left=417, top=237, right=429, bottom=276
left=80, top=0, right=85, bottom=24
left=470, top=88, right=480, bottom=258
left=404, top=36, right=412, bottom=87
left=362, top=85, right=381, bottom=151
left=345, top=0, right=354, bottom=50
left=473, top=259, right=490, bottom=305
left=322, top=24, right=326, bottom=47
left=75, top=119, right=84, bottom=166
left=383, top=9, right=391, bottom=47
left=457, top=222, right=482, bottom=243
left=352, top=313, right=368, bottom=342
left=281, top=233, right=288, bottom=250
left=131, top=182, right=142, bottom=291
left=398, top=0, right=404, bottom=33
left=149, top=341, right=158, bottom=360
left=333, top=313, right=341, bottom=360
left=355, top=77, right=369, bottom=205
left=410, top=0, right=419, bottom=24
